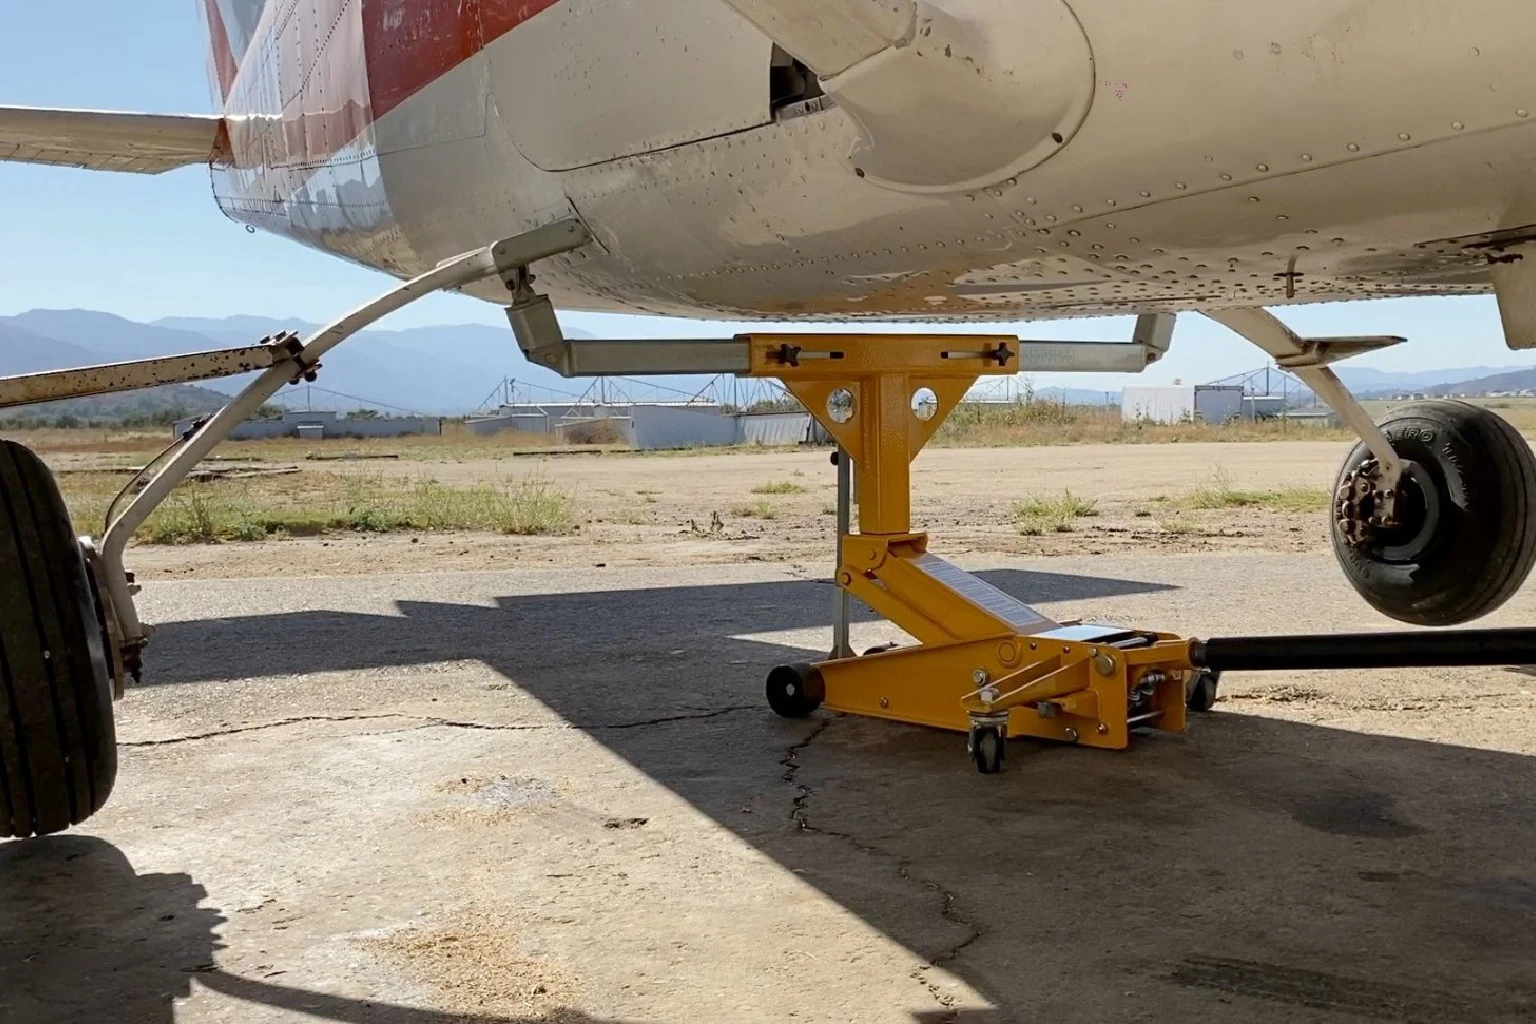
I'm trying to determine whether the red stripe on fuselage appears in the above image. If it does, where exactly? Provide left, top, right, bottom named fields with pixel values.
left=199, top=0, right=240, bottom=101
left=215, top=0, right=564, bottom=219
left=361, top=0, right=565, bottom=122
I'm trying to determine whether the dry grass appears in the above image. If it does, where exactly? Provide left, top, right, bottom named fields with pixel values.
left=732, top=499, right=779, bottom=520
left=936, top=402, right=1352, bottom=447
left=62, top=470, right=576, bottom=544
left=1160, top=515, right=1197, bottom=535
left=750, top=480, right=807, bottom=495
left=1184, top=468, right=1330, bottom=513
left=1014, top=489, right=1098, bottom=536
left=2, top=420, right=616, bottom=465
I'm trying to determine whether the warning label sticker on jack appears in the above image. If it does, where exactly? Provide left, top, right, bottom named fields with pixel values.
left=910, top=553, right=1058, bottom=634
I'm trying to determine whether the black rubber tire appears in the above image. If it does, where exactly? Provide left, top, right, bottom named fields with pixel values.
left=766, top=663, right=825, bottom=718
left=0, top=440, right=116, bottom=837
left=969, top=726, right=1005, bottom=774
left=1332, top=402, right=1536, bottom=626
left=1186, top=670, right=1219, bottom=713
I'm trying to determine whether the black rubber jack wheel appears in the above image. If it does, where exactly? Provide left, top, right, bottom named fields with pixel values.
left=862, top=643, right=900, bottom=656
left=0, top=440, right=117, bottom=837
left=1331, top=401, right=1536, bottom=626
left=766, top=663, right=825, bottom=718
left=969, top=725, right=1006, bottom=774
left=1186, top=670, right=1220, bottom=713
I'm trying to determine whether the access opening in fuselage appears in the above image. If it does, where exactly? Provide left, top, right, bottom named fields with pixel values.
left=770, top=45, right=824, bottom=112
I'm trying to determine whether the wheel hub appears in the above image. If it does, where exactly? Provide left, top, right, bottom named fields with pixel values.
left=1334, top=458, right=1403, bottom=546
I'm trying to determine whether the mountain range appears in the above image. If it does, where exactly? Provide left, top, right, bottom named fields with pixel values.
left=5, top=308, right=1536, bottom=418
left=0, top=310, right=711, bottom=417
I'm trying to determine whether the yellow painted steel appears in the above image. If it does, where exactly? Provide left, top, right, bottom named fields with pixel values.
left=745, top=334, right=1012, bottom=536
left=741, top=332, right=1197, bottom=750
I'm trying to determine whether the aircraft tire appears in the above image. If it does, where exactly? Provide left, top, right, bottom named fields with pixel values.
left=0, top=440, right=117, bottom=838
left=1331, top=401, right=1536, bottom=626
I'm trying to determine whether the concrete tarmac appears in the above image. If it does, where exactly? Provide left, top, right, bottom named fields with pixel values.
left=4, top=552, right=1536, bottom=1023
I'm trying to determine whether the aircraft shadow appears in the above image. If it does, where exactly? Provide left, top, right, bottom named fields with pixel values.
left=8, top=566, right=1536, bottom=1022
left=0, top=836, right=646, bottom=1024
left=142, top=569, right=1178, bottom=687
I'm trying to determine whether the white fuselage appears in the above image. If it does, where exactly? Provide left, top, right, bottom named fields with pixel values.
left=205, top=1, right=1536, bottom=324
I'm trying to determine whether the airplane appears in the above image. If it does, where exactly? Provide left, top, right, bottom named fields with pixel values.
left=3, top=0, right=1536, bottom=837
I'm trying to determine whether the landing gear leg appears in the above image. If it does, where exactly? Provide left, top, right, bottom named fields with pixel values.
left=0, top=222, right=594, bottom=833
left=1207, top=308, right=1536, bottom=625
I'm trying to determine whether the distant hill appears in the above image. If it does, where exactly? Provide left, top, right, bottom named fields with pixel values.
left=0, top=322, right=99, bottom=374
left=0, top=383, right=235, bottom=426
left=147, top=315, right=715, bottom=410
left=7, top=310, right=231, bottom=361
left=0, top=315, right=238, bottom=424
left=3, top=310, right=642, bottom=415
left=13, top=308, right=1536, bottom=415
left=1415, top=366, right=1536, bottom=396
left=1333, top=364, right=1527, bottom=394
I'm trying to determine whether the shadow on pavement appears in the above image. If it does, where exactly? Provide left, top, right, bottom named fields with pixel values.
left=10, top=565, right=1536, bottom=1022
left=143, top=569, right=1177, bottom=687
left=0, top=839, right=640, bottom=1023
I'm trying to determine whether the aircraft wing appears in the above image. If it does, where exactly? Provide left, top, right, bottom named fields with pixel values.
left=0, top=106, right=224, bottom=174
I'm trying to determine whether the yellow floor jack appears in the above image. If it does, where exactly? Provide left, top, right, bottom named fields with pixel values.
left=742, top=334, right=1214, bottom=773
left=742, top=333, right=1536, bottom=772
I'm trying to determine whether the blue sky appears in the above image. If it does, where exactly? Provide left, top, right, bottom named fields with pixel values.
left=0, top=1, right=1530, bottom=390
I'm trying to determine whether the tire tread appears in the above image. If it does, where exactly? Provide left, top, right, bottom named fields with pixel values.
left=0, top=440, right=115, bottom=837
left=1332, top=401, right=1536, bottom=625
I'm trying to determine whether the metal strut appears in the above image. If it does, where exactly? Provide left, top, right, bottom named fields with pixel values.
left=1204, top=308, right=1406, bottom=485
left=75, top=220, right=594, bottom=683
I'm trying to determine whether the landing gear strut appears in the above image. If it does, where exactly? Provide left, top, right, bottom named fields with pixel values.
left=1331, top=401, right=1536, bottom=625
left=1207, top=307, right=1536, bottom=625
left=0, top=221, right=595, bottom=835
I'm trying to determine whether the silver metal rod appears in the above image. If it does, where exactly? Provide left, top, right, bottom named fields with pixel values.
left=520, top=336, right=1164, bottom=379
left=0, top=343, right=294, bottom=410
left=98, top=244, right=510, bottom=645
left=1291, top=364, right=1403, bottom=482
left=1205, top=307, right=1402, bottom=485
left=831, top=447, right=854, bottom=659
left=1127, top=710, right=1164, bottom=727
left=1012, top=342, right=1161, bottom=373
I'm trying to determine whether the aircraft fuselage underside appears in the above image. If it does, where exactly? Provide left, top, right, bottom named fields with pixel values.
left=204, top=0, right=1536, bottom=331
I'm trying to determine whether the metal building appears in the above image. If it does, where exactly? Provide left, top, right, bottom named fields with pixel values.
left=172, top=409, right=442, bottom=440
left=1121, top=384, right=1245, bottom=424
left=468, top=402, right=828, bottom=449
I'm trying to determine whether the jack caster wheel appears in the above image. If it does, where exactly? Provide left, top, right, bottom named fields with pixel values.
left=968, top=725, right=1006, bottom=774
left=1186, top=669, right=1220, bottom=713
left=863, top=643, right=900, bottom=656
left=766, top=663, right=824, bottom=718
left=1331, top=401, right=1536, bottom=625
left=0, top=440, right=118, bottom=837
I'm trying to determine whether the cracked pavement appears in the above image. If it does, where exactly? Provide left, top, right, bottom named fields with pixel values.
left=6, top=554, right=1536, bottom=1023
